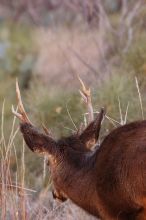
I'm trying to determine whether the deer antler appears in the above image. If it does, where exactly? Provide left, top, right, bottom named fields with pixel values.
left=77, top=75, right=94, bottom=124
left=12, top=79, right=53, bottom=137
left=12, top=79, right=32, bottom=124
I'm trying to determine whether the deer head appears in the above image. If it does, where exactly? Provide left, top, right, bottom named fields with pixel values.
left=12, top=79, right=105, bottom=206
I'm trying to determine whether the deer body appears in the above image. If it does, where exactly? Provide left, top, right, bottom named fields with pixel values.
left=94, top=120, right=146, bottom=219
left=12, top=80, right=146, bottom=220
left=20, top=120, right=146, bottom=220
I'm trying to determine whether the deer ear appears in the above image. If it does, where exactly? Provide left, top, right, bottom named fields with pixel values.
left=79, top=108, right=105, bottom=149
left=20, top=123, right=57, bottom=155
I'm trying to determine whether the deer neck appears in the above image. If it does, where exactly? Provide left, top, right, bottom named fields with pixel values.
left=51, top=149, right=97, bottom=193
left=49, top=149, right=103, bottom=217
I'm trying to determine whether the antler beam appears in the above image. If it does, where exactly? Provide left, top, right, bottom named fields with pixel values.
left=12, top=79, right=32, bottom=124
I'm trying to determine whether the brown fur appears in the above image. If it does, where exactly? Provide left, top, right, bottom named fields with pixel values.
left=19, top=117, right=146, bottom=220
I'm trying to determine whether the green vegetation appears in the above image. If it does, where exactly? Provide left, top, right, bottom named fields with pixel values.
left=1, top=20, right=146, bottom=184
left=1, top=10, right=146, bottom=218
left=125, top=41, right=146, bottom=76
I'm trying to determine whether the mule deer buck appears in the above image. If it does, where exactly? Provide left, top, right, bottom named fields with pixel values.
left=12, top=79, right=146, bottom=220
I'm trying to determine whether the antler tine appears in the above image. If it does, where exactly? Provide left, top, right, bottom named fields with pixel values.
left=12, top=105, right=24, bottom=121
left=77, top=74, right=91, bottom=99
left=12, top=79, right=32, bottom=124
left=77, top=74, right=94, bottom=123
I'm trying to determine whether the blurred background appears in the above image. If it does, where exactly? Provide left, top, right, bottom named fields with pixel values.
left=1, top=0, right=146, bottom=219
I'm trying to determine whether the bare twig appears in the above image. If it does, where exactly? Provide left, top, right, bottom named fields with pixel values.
left=69, top=47, right=98, bottom=76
